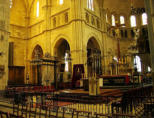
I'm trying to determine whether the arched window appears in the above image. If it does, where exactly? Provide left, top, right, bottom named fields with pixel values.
left=134, top=56, right=141, bottom=72
left=36, top=1, right=39, bottom=17
left=10, top=0, right=13, bottom=8
left=59, top=0, right=63, bottom=5
left=130, top=15, right=136, bottom=27
left=120, top=16, right=125, bottom=25
left=142, top=13, right=148, bottom=25
left=87, top=0, right=94, bottom=11
left=112, top=15, right=116, bottom=26
left=64, top=53, right=69, bottom=72
left=148, top=66, right=151, bottom=72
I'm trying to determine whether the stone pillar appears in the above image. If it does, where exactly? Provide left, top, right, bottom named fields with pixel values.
left=144, top=0, right=154, bottom=87
left=0, top=0, right=9, bottom=90
left=43, top=0, right=51, bottom=53
left=70, top=0, right=87, bottom=75
left=100, top=0, right=108, bottom=75
left=24, top=15, right=30, bottom=84
left=41, top=0, right=53, bottom=85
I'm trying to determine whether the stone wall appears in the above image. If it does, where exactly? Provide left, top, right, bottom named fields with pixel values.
left=144, top=0, right=154, bottom=87
left=9, top=0, right=150, bottom=85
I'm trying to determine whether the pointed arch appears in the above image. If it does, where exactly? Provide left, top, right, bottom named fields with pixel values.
left=86, top=32, right=102, bottom=51
left=86, top=36, right=102, bottom=75
left=32, top=45, right=43, bottom=59
left=52, top=34, right=71, bottom=55
left=53, top=39, right=70, bottom=58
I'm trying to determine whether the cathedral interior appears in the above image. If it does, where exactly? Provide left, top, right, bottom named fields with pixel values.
left=0, top=0, right=154, bottom=117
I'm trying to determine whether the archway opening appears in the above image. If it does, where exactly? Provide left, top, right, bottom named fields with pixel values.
left=55, top=39, right=70, bottom=60
left=54, top=39, right=72, bottom=85
left=31, top=45, right=43, bottom=85
left=87, top=37, right=102, bottom=76
left=32, top=45, right=43, bottom=59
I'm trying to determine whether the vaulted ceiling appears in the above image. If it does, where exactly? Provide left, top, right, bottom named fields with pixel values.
left=14, top=0, right=145, bottom=15
left=103, top=0, right=145, bottom=13
left=15, top=0, right=35, bottom=13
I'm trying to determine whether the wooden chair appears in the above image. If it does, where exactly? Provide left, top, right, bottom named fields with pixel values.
left=48, top=106, right=59, bottom=118
left=76, top=110, right=91, bottom=118
left=29, top=103, right=37, bottom=118
left=12, top=102, right=19, bottom=116
left=36, top=103, right=42, bottom=118
left=59, top=107, right=75, bottom=118
left=0, top=111, right=24, bottom=118
left=9, top=113, right=24, bottom=118
left=0, top=111, right=9, bottom=118
left=21, top=103, right=28, bottom=118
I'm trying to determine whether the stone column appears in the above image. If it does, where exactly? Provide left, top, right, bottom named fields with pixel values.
left=24, top=15, right=30, bottom=84
left=144, top=0, right=154, bottom=87
left=42, top=0, right=53, bottom=85
left=99, top=0, right=108, bottom=74
left=43, top=0, right=51, bottom=53
left=70, top=0, right=87, bottom=75
left=0, top=0, right=9, bottom=90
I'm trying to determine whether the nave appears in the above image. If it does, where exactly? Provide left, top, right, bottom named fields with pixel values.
left=0, top=85, right=153, bottom=118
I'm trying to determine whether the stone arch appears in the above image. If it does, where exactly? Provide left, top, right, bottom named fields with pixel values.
left=53, top=37, right=72, bottom=83
left=87, top=37, right=100, bottom=50
left=54, top=38, right=70, bottom=59
left=31, top=44, right=44, bottom=59
left=86, top=35, right=102, bottom=75
left=31, top=44, right=43, bottom=85
left=86, top=33, right=102, bottom=51
left=52, top=34, right=71, bottom=56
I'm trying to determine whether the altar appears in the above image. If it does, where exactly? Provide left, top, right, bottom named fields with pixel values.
left=99, top=74, right=131, bottom=86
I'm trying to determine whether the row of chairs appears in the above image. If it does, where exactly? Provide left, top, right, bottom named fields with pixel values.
left=12, top=102, right=93, bottom=118
left=0, top=110, right=24, bottom=118
left=13, top=102, right=61, bottom=118
left=95, top=112, right=136, bottom=118
left=5, top=86, right=55, bottom=98
left=112, top=86, right=153, bottom=114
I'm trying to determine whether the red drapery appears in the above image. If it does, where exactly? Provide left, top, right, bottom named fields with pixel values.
left=72, top=64, right=84, bottom=88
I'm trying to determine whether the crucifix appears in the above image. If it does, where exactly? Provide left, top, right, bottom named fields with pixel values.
left=110, top=21, right=125, bottom=74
